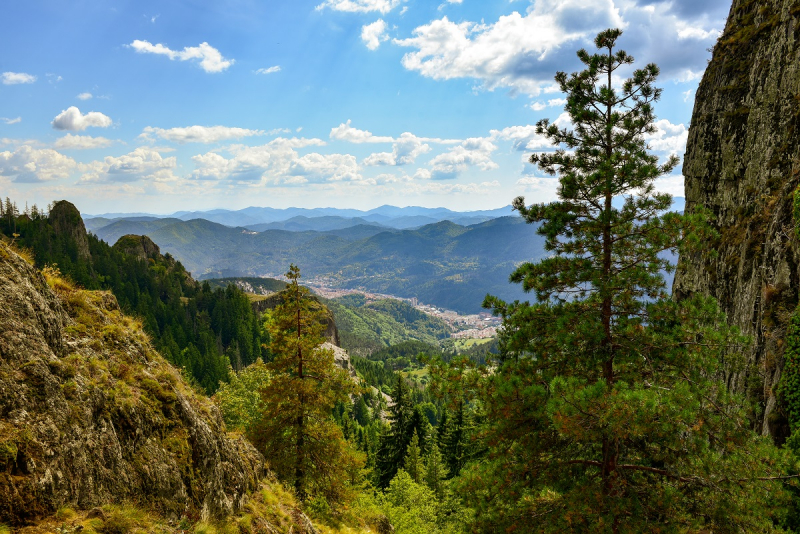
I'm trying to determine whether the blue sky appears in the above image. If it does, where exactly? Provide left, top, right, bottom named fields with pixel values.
left=0, top=0, right=730, bottom=215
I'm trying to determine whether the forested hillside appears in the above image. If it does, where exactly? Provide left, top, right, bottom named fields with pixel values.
left=89, top=214, right=548, bottom=313
left=0, top=199, right=263, bottom=392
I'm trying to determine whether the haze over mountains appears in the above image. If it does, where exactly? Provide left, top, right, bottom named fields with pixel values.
left=85, top=205, right=516, bottom=232
left=84, top=201, right=682, bottom=314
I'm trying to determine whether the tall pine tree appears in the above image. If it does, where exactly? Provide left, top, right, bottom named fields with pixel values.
left=251, top=265, right=363, bottom=503
left=470, top=28, right=791, bottom=532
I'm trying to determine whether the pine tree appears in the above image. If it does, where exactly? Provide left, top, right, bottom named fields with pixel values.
left=471, top=28, right=791, bottom=531
left=377, top=374, right=414, bottom=487
left=424, top=442, right=446, bottom=499
left=251, top=264, right=363, bottom=503
left=404, top=431, right=423, bottom=483
left=441, top=401, right=471, bottom=478
left=354, top=395, right=370, bottom=426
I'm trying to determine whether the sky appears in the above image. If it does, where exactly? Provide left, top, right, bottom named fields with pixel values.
left=0, top=0, right=731, bottom=215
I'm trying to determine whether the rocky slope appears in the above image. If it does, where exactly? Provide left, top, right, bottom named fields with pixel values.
left=0, top=241, right=266, bottom=525
left=673, top=0, right=800, bottom=439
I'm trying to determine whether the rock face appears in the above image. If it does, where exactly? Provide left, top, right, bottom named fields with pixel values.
left=49, top=200, right=90, bottom=259
left=673, top=0, right=800, bottom=439
left=0, top=242, right=265, bottom=526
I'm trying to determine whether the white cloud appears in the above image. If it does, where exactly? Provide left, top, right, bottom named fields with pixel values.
left=394, top=1, right=722, bottom=95
left=1, top=117, right=21, bottom=125
left=645, top=119, right=688, bottom=156
left=362, top=19, right=389, bottom=50
left=530, top=102, right=547, bottom=111
left=77, top=92, right=93, bottom=100
left=140, top=125, right=265, bottom=144
left=256, top=66, right=281, bottom=74
left=51, top=107, right=113, bottom=131
left=492, top=125, right=551, bottom=151
left=330, top=120, right=394, bottom=143
left=191, top=137, right=327, bottom=182
left=429, top=137, right=498, bottom=179
left=80, top=147, right=177, bottom=183
left=316, top=0, right=404, bottom=14
left=0, top=145, right=76, bottom=183
left=129, top=40, right=234, bottom=73
left=2, top=72, right=37, bottom=85
left=54, top=134, right=114, bottom=150
left=364, top=132, right=431, bottom=166
left=287, top=153, right=361, bottom=184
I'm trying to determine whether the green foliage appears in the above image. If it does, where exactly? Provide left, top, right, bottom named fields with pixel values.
left=466, top=29, right=792, bottom=531
left=380, top=470, right=472, bottom=534
left=404, top=432, right=423, bottom=483
left=380, top=470, right=440, bottom=534
left=326, top=298, right=451, bottom=357
left=250, top=265, right=363, bottom=504
left=214, top=359, right=271, bottom=433
left=424, top=442, right=446, bottom=499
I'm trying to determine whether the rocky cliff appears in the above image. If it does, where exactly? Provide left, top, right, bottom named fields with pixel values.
left=673, top=0, right=800, bottom=439
left=0, top=241, right=265, bottom=525
left=49, top=200, right=90, bottom=260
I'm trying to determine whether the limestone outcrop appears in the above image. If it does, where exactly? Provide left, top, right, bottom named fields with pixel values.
left=673, top=0, right=800, bottom=439
left=49, top=200, right=90, bottom=260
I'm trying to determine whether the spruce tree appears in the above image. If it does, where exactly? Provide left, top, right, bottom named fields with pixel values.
left=251, top=264, right=363, bottom=503
left=377, top=375, right=414, bottom=487
left=424, top=442, right=446, bottom=499
left=471, top=28, right=791, bottom=531
left=404, top=431, right=423, bottom=483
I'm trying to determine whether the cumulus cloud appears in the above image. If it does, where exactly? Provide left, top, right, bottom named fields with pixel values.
left=52, top=107, right=113, bottom=131
left=140, top=125, right=265, bottom=144
left=394, top=0, right=721, bottom=95
left=77, top=92, right=93, bottom=100
left=256, top=66, right=281, bottom=74
left=364, top=133, right=431, bottom=166
left=362, top=19, right=389, bottom=50
left=0, top=145, right=76, bottom=182
left=54, top=134, right=114, bottom=150
left=492, top=125, right=552, bottom=152
left=191, top=137, right=327, bottom=182
left=1, top=117, right=21, bottom=125
left=429, top=137, right=498, bottom=179
left=330, top=120, right=394, bottom=143
left=2, top=72, right=36, bottom=85
left=129, top=40, right=234, bottom=73
left=80, top=147, right=177, bottom=183
left=316, top=0, right=404, bottom=14
left=287, top=153, right=361, bottom=184
left=644, top=119, right=688, bottom=157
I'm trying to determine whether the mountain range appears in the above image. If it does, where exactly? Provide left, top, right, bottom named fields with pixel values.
left=85, top=204, right=516, bottom=231
left=84, top=201, right=683, bottom=314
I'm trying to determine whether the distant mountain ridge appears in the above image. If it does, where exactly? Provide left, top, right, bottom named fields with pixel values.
left=89, top=215, right=547, bottom=314
left=85, top=204, right=516, bottom=231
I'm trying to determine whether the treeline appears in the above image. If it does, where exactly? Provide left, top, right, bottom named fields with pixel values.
left=0, top=198, right=263, bottom=392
